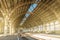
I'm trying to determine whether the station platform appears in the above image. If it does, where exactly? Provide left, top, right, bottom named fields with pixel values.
left=0, top=33, right=60, bottom=40
left=26, top=33, right=60, bottom=40
left=0, top=34, right=38, bottom=40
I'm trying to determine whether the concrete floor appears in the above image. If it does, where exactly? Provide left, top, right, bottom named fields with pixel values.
left=0, top=35, right=37, bottom=40
left=26, top=33, right=60, bottom=40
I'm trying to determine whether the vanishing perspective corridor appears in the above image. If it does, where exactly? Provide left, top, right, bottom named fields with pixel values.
left=0, top=0, right=60, bottom=40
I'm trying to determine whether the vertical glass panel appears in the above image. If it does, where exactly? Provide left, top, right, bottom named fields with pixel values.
left=39, top=25, right=43, bottom=31
left=55, top=21, right=59, bottom=25
left=55, top=24, right=60, bottom=30
left=50, top=22, right=54, bottom=25
left=50, top=25, right=55, bottom=31
left=46, top=23, right=50, bottom=31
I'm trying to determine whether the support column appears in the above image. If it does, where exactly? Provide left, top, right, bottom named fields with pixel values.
left=4, top=15, right=15, bottom=35
left=4, top=15, right=9, bottom=35
left=9, top=23, right=15, bottom=35
left=9, top=22, right=12, bottom=35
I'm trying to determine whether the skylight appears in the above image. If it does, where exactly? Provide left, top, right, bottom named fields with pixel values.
left=28, top=4, right=37, bottom=12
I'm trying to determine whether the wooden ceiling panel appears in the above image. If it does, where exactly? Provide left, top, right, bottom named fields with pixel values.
left=0, top=0, right=60, bottom=28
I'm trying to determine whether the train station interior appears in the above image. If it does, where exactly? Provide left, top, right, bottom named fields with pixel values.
left=0, top=0, right=60, bottom=40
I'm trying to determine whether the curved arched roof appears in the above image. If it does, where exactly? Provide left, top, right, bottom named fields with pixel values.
left=0, top=0, right=60, bottom=29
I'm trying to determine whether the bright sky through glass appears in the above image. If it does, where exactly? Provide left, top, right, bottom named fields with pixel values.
left=25, top=4, right=37, bottom=17
left=25, top=13, right=30, bottom=18
left=28, top=4, right=37, bottom=12
left=20, top=0, right=40, bottom=25
left=25, top=0, right=41, bottom=17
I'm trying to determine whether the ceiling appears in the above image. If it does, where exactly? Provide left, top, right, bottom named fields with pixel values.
left=0, top=0, right=60, bottom=29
